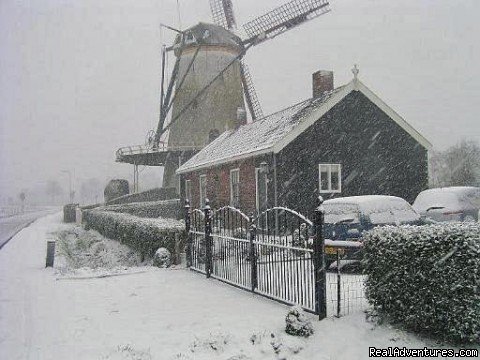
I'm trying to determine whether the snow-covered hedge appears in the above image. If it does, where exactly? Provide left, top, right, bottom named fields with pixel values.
left=83, top=209, right=185, bottom=262
left=99, top=199, right=181, bottom=220
left=363, top=223, right=480, bottom=344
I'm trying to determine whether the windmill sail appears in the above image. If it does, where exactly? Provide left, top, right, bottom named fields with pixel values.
left=243, top=0, right=330, bottom=45
left=240, top=60, right=263, bottom=121
left=209, top=0, right=237, bottom=30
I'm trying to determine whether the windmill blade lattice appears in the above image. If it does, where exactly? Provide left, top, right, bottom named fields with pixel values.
left=209, top=0, right=237, bottom=30
left=240, top=60, right=264, bottom=121
left=243, top=0, right=330, bottom=45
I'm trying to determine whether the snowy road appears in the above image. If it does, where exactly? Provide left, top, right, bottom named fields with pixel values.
left=0, top=209, right=58, bottom=249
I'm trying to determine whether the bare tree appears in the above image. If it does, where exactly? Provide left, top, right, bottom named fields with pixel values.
left=429, top=140, right=480, bottom=187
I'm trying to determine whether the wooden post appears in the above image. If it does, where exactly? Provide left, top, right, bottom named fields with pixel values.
left=314, top=196, right=327, bottom=320
left=45, top=241, right=55, bottom=267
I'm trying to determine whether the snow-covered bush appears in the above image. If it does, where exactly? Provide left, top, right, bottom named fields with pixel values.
left=285, top=306, right=314, bottom=337
left=363, top=223, right=480, bottom=344
left=153, top=247, right=171, bottom=268
left=83, top=210, right=185, bottom=262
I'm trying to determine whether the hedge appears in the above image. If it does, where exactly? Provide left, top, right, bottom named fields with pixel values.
left=83, top=209, right=185, bottom=262
left=106, top=187, right=177, bottom=205
left=363, top=223, right=480, bottom=344
left=99, top=199, right=181, bottom=220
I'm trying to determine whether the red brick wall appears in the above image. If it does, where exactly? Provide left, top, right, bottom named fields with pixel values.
left=182, top=158, right=257, bottom=214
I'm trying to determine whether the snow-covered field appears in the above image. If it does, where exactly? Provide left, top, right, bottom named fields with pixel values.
left=0, top=213, right=469, bottom=359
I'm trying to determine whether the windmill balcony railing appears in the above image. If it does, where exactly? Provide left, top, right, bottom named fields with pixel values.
left=115, top=144, right=200, bottom=160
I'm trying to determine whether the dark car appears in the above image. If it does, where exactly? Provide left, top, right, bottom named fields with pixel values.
left=322, top=195, right=423, bottom=270
left=413, top=187, right=480, bottom=222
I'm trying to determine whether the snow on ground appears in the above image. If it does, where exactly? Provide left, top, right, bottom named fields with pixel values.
left=0, top=212, right=469, bottom=360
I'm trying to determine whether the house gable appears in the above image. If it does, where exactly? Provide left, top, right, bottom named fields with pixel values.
left=275, top=90, right=429, bottom=217
left=273, top=79, right=432, bottom=154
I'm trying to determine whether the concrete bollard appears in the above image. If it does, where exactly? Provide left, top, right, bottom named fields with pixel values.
left=46, top=241, right=55, bottom=267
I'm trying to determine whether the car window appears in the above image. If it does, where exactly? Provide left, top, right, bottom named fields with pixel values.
left=323, top=203, right=360, bottom=224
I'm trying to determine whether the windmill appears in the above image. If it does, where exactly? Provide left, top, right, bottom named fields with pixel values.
left=116, top=0, right=331, bottom=190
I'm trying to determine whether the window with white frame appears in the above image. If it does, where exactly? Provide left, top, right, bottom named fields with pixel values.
left=319, top=164, right=342, bottom=193
left=199, top=175, right=207, bottom=208
left=230, top=169, right=240, bottom=207
left=185, top=179, right=192, bottom=204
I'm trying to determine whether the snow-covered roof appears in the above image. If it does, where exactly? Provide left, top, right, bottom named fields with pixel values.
left=177, top=78, right=432, bottom=174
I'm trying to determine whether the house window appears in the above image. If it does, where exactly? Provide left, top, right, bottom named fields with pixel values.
left=230, top=169, right=240, bottom=207
left=199, top=175, right=207, bottom=208
left=185, top=179, right=192, bottom=204
left=319, top=164, right=342, bottom=193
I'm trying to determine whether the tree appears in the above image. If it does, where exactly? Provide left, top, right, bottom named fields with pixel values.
left=429, top=140, right=480, bottom=187
left=45, top=180, right=63, bottom=204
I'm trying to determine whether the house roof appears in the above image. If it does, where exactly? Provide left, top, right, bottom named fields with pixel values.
left=176, top=78, right=432, bottom=174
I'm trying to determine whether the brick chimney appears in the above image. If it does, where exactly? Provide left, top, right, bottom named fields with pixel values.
left=312, top=70, right=334, bottom=98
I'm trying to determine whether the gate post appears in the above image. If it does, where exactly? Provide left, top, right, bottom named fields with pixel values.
left=314, top=196, right=327, bottom=320
left=249, top=213, right=258, bottom=292
left=204, top=199, right=213, bottom=278
left=185, top=199, right=192, bottom=267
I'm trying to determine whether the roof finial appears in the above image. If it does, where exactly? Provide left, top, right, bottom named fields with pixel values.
left=352, top=64, right=359, bottom=79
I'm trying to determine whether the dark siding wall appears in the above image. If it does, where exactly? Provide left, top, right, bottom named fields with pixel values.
left=277, top=91, right=428, bottom=218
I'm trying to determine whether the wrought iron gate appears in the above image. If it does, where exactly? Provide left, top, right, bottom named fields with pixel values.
left=185, top=200, right=325, bottom=317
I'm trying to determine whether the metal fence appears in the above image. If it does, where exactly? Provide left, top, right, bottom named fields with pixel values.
left=185, top=199, right=367, bottom=319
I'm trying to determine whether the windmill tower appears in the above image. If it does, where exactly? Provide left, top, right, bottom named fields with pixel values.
left=116, top=0, right=331, bottom=191
left=160, top=23, right=247, bottom=187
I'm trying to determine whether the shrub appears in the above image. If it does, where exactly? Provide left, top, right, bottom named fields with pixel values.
left=153, top=248, right=171, bottom=268
left=83, top=209, right=185, bottom=262
left=363, top=223, right=480, bottom=344
left=285, top=306, right=314, bottom=337
left=104, top=179, right=129, bottom=203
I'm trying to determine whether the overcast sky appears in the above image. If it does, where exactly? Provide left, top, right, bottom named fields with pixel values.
left=1, top=0, right=479, bottom=198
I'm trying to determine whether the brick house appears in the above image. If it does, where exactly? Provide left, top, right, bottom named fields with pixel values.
left=176, top=70, right=432, bottom=217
